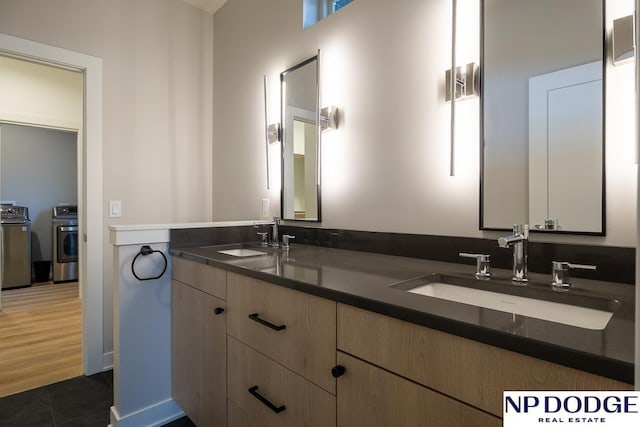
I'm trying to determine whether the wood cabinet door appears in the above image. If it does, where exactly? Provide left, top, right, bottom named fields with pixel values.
left=201, top=292, right=227, bottom=427
left=336, top=351, right=501, bottom=427
left=172, top=279, right=227, bottom=426
left=172, top=280, right=204, bottom=425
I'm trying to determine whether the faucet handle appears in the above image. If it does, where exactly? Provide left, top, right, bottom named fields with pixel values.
left=551, top=261, right=597, bottom=289
left=257, top=232, right=269, bottom=247
left=533, top=220, right=559, bottom=230
left=459, top=253, right=491, bottom=279
left=513, top=223, right=529, bottom=236
left=282, top=234, right=295, bottom=250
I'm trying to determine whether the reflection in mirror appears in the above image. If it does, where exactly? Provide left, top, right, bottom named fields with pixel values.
left=281, top=55, right=320, bottom=221
left=481, top=0, right=604, bottom=234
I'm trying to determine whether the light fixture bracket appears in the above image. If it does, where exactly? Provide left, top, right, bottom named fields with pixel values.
left=320, top=106, right=339, bottom=131
left=445, top=62, right=479, bottom=101
left=267, top=123, right=281, bottom=143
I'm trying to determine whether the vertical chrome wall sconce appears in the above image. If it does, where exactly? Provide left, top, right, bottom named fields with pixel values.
left=447, top=0, right=479, bottom=177
left=320, top=106, right=339, bottom=131
left=613, top=14, right=635, bottom=65
left=264, top=75, right=281, bottom=189
left=449, top=0, right=458, bottom=177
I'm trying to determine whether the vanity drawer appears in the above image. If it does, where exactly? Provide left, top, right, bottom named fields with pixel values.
left=172, top=257, right=226, bottom=299
left=337, top=351, right=501, bottom=427
left=227, top=336, right=336, bottom=427
left=228, top=398, right=250, bottom=427
left=337, top=303, right=631, bottom=417
left=227, top=272, right=336, bottom=394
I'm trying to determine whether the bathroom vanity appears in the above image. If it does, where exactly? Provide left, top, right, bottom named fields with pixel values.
left=169, top=242, right=633, bottom=426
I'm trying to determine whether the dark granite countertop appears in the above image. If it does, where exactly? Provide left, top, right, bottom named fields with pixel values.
left=170, top=243, right=634, bottom=384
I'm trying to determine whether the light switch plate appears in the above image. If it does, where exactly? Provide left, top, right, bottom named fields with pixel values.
left=261, top=198, right=270, bottom=218
left=109, top=200, right=122, bottom=218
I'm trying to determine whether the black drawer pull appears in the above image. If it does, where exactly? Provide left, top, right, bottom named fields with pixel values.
left=248, top=313, right=286, bottom=331
left=248, top=385, right=286, bottom=414
left=214, top=307, right=225, bottom=315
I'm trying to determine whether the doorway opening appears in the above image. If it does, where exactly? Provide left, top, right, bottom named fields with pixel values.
left=0, top=65, right=82, bottom=397
left=0, top=33, right=105, bottom=386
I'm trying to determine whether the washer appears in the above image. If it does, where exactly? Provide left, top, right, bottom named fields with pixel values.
left=1, top=205, right=32, bottom=289
left=52, top=205, right=78, bottom=283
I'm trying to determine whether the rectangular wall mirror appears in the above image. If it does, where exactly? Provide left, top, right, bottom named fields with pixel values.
left=480, top=0, right=605, bottom=234
left=281, top=55, right=321, bottom=221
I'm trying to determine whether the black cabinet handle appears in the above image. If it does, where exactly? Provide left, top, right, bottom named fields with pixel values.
left=214, top=307, right=225, bottom=315
left=331, top=365, right=346, bottom=378
left=248, top=386, right=286, bottom=414
left=248, top=313, right=286, bottom=331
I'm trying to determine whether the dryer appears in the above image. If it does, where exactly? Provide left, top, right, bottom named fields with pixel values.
left=52, top=205, right=78, bottom=283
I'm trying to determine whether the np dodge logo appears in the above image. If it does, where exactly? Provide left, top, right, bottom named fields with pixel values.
left=504, top=392, right=640, bottom=426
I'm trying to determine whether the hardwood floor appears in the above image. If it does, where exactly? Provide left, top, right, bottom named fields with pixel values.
left=0, top=282, right=82, bottom=398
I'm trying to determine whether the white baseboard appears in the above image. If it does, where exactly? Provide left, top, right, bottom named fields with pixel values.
left=103, top=351, right=114, bottom=371
left=109, top=399, right=184, bottom=427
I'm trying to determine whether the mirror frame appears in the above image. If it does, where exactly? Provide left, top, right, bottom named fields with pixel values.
left=280, top=54, right=322, bottom=222
left=479, top=0, right=607, bottom=235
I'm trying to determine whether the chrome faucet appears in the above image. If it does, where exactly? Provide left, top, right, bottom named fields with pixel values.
left=271, top=216, right=280, bottom=248
left=459, top=253, right=492, bottom=279
left=498, top=224, right=529, bottom=282
left=282, top=234, right=295, bottom=250
left=551, top=261, right=596, bottom=290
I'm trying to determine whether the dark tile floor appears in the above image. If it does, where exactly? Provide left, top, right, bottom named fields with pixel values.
left=0, top=371, right=113, bottom=427
left=0, top=371, right=196, bottom=427
left=162, top=416, right=195, bottom=426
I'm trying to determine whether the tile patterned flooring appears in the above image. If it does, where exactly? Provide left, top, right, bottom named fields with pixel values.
left=0, top=370, right=196, bottom=427
left=0, top=371, right=112, bottom=427
left=0, top=282, right=195, bottom=426
left=163, top=416, right=195, bottom=426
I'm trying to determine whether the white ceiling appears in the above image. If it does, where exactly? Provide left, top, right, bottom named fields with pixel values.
left=179, top=0, right=228, bottom=14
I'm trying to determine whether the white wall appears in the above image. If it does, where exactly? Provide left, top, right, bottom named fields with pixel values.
left=110, top=233, right=182, bottom=427
left=0, top=55, right=83, bottom=130
left=212, top=0, right=636, bottom=247
left=0, top=124, right=78, bottom=263
left=0, top=0, right=214, bottom=357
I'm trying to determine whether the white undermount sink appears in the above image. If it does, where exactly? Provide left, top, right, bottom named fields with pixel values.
left=216, top=248, right=268, bottom=257
left=394, top=275, right=617, bottom=330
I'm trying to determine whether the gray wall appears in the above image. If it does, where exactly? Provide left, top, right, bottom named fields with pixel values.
left=1, top=124, right=77, bottom=263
